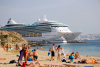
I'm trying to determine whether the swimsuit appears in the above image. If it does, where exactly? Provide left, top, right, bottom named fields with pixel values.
left=51, top=51, right=55, bottom=56
left=91, top=59, right=95, bottom=63
left=58, top=52, right=61, bottom=54
left=24, top=52, right=27, bottom=55
left=33, top=55, right=38, bottom=60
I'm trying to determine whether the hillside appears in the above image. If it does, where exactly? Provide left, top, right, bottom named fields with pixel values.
left=0, top=30, right=28, bottom=46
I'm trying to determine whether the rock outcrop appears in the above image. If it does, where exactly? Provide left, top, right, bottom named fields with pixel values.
left=0, top=30, right=28, bottom=46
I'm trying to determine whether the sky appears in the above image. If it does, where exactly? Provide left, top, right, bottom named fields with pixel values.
left=0, top=0, right=100, bottom=35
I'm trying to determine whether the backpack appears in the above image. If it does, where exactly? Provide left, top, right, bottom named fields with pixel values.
left=9, top=60, right=16, bottom=64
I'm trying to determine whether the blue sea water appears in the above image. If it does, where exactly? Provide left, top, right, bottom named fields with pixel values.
left=31, top=40, right=100, bottom=56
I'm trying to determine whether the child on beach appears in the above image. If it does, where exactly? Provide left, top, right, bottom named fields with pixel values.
left=48, top=48, right=51, bottom=56
left=27, top=52, right=33, bottom=61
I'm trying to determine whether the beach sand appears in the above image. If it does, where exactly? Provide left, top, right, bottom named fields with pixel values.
left=0, top=47, right=100, bottom=67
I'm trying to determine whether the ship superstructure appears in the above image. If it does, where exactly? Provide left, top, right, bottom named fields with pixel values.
left=0, top=15, right=82, bottom=42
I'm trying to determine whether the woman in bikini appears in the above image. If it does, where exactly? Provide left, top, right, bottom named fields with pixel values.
left=57, top=45, right=63, bottom=61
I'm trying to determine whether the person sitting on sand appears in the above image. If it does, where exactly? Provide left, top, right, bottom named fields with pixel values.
left=78, top=58, right=99, bottom=64
left=9, top=45, right=12, bottom=49
left=27, top=52, right=33, bottom=61
left=18, top=61, right=40, bottom=67
left=61, top=52, right=69, bottom=56
left=33, top=49, right=38, bottom=61
left=69, top=52, right=75, bottom=62
left=75, top=52, right=80, bottom=59
left=57, top=45, right=63, bottom=61
left=3, top=45, right=5, bottom=50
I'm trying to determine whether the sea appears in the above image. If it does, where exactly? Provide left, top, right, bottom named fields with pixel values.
left=31, top=40, right=100, bottom=57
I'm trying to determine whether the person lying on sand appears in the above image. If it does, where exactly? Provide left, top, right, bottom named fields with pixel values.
left=61, top=52, right=69, bottom=56
left=78, top=58, right=99, bottom=64
left=18, top=61, right=40, bottom=67
left=0, top=58, right=6, bottom=60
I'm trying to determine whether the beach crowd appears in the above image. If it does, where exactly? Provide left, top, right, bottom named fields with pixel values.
left=1, top=43, right=100, bottom=67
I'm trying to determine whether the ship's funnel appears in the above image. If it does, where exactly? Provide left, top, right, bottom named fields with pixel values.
left=7, top=18, right=17, bottom=24
left=43, top=15, right=47, bottom=21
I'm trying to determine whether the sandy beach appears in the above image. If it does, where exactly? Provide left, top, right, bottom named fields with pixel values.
left=0, top=47, right=100, bottom=67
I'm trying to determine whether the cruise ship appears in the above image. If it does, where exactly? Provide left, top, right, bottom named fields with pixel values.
left=0, top=15, right=82, bottom=42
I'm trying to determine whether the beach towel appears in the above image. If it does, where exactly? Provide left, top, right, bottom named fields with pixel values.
left=61, top=57, right=66, bottom=62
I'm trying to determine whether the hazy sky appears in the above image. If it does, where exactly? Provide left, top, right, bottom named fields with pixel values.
left=0, top=0, right=100, bottom=35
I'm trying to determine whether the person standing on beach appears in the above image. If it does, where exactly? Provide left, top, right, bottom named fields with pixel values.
left=3, top=45, right=5, bottom=50
left=6, top=44, right=9, bottom=52
left=51, top=43, right=55, bottom=61
left=57, top=45, right=63, bottom=61
left=24, top=47, right=28, bottom=62
left=18, top=44, right=25, bottom=63
left=41, top=46, right=42, bottom=50
left=28, top=44, right=31, bottom=49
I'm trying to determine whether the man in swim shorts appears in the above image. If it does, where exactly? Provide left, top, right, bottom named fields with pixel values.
left=33, top=49, right=38, bottom=61
left=51, top=44, right=55, bottom=61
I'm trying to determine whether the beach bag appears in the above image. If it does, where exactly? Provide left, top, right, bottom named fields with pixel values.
left=69, top=55, right=74, bottom=59
left=61, top=57, right=66, bottom=62
left=9, top=60, right=16, bottom=64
